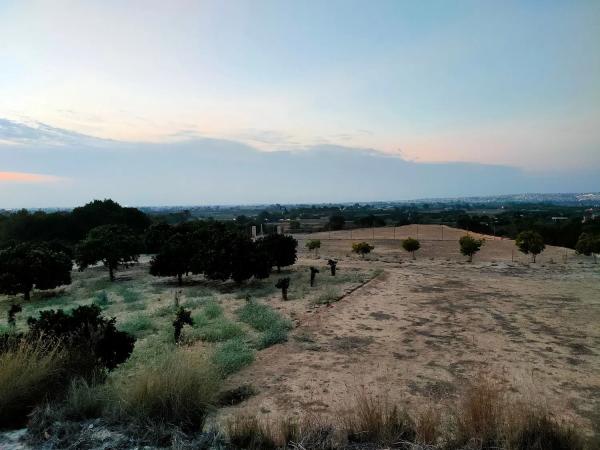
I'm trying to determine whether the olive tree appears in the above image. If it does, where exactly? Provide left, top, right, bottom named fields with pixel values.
left=515, top=231, right=545, bottom=263
left=459, top=235, right=484, bottom=262
left=76, top=224, right=142, bottom=281
left=0, top=242, right=72, bottom=300
left=402, top=237, right=421, bottom=260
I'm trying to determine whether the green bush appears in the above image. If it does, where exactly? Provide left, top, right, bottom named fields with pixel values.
left=194, top=317, right=245, bottom=343
left=119, top=314, right=157, bottom=338
left=258, top=322, right=290, bottom=349
left=237, top=302, right=289, bottom=332
left=213, top=338, right=255, bottom=376
left=203, top=300, right=223, bottom=319
left=237, top=302, right=292, bottom=349
left=93, top=290, right=110, bottom=308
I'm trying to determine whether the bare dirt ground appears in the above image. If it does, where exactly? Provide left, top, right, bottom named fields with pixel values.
left=223, top=225, right=600, bottom=431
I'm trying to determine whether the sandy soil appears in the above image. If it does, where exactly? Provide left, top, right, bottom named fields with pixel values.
left=223, top=225, right=600, bottom=430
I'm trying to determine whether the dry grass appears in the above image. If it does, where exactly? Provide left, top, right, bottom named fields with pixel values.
left=225, top=379, right=590, bottom=449
left=112, top=349, right=220, bottom=431
left=0, top=337, right=66, bottom=428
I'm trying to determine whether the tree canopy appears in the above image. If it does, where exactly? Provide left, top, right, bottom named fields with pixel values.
left=76, top=224, right=142, bottom=281
left=256, top=234, right=298, bottom=272
left=0, top=242, right=72, bottom=300
left=402, top=237, right=421, bottom=259
left=352, top=242, right=374, bottom=257
left=515, top=231, right=545, bottom=262
left=459, top=235, right=484, bottom=262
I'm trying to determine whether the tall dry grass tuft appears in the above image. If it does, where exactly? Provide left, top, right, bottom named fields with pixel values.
left=226, top=415, right=279, bottom=449
left=453, top=379, right=504, bottom=448
left=113, top=349, right=220, bottom=432
left=0, top=337, right=65, bottom=428
left=341, top=390, right=416, bottom=445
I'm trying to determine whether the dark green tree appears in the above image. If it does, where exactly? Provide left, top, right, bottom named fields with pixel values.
left=257, top=234, right=298, bottom=272
left=575, top=233, right=599, bottom=263
left=144, top=222, right=174, bottom=253
left=515, top=231, right=545, bottom=263
left=76, top=224, right=142, bottom=281
left=0, top=242, right=72, bottom=300
left=459, top=235, right=484, bottom=262
left=150, top=233, right=197, bottom=285
left=402, top=237, right=421, bottom=260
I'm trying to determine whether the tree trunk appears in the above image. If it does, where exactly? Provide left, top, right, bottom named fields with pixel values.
left=178, top=273, right=183, bottom=286
left=412, top=251, right=416, bottom=260
left=23, top=289, right=31, bottom=301
left=282, top=288, right=288, bottom=301
left=109, top=265, right=115, bottom=281
left=532, top=254, right=537, bottom=263
left=277, top=265, right=281, bottom=273
left=468, top=254, right=473, bottom=263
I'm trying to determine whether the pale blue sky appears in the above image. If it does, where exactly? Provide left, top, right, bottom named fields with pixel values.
left=0, top=1, right=599, bottom=206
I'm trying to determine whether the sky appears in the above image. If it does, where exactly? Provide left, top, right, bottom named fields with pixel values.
left=0, top=0, right=599, bottom=207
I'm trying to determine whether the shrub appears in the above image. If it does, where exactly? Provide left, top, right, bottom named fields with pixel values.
left=459, top=235, right=485, bottom=262
left=119, top=314, right=157, bottom=338
left=352, top=242, right=374, bottom=258
left=213, top=337, right=255, bottom=376
left=258, top=322, right=290, bottom=349
left=237, top=302, right=291, bottom=332
left=118, top=286, right=141, bottom=303
left=93, top=290, right=110, bottom=308
left=114, top=350, right=220, bottom=431
left=315, top=287, right=341, bottom=305
left=204, top=300, right=223, bottom=319
left=0, top=338, right=66, bottom=427
left=27, top=304, right=135, bottom=376
left=402, top=237, right=421, bottom=259
left=194, top=317, right=245, bottom=343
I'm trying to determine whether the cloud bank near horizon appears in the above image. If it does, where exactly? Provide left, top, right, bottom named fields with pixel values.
left=0, top=119, right=598, bottom=209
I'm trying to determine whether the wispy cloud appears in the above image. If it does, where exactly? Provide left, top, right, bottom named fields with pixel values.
left=0, top=171, right=64, bottom=183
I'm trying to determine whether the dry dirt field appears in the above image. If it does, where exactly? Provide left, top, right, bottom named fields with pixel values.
left=222, top=225, right=600, bottom=432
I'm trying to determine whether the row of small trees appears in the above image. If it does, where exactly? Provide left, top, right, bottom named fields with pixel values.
left=346, top=230, right=549, bottom=263
left=0, top=221, right=299, bottom=300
